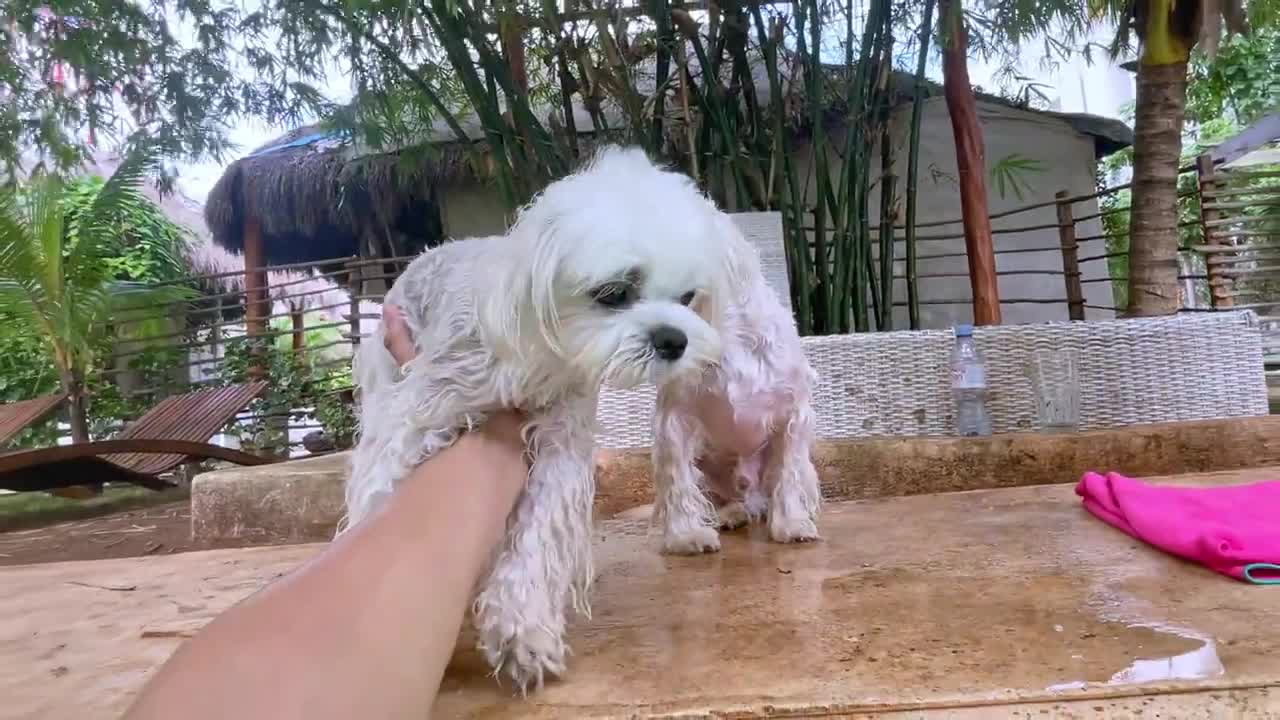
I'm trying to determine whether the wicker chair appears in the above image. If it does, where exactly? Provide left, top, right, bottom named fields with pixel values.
left=595, top=213, right=1270, bottom=448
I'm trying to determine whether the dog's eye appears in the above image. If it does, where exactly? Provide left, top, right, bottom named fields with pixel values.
left=592, top=283, right=633, bottom=308
left=679, top=290, right=696, bottom=306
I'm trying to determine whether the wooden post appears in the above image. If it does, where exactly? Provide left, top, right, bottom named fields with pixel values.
left=209, top=295, right=223, bottom=368
left=939, top=0, right=1000, bottom=326
left=242, top=215, right=270, bottom=377
left=1197, top=153, right=1233, bottom=310
left=347, top=259, right=363, bottom=352
left=291, top=305, right=306, bottom=354
left=1055, top=190, right=1085, bottom=321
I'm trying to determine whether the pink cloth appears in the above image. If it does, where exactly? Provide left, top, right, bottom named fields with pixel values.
left=1075, top=471, right=1280, bottom=582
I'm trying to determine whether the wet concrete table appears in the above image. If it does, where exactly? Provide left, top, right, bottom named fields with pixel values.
left=4, top=468, right=1280, bottom=718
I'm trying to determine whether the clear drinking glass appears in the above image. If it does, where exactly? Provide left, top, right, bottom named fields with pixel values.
left=1026, top=348, right=1080, bottom=432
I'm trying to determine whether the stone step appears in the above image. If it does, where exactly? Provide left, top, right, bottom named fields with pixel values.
left=5, top=469, right=1279, bottom=718
left=191, top=416, right=1280, bottom=544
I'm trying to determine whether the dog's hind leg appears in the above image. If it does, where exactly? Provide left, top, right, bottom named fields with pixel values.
left=652, top=388, right=720, bottom=554
left=473, top=397, right=597, bottom=693
left=762, top=402, right=821, bottom=544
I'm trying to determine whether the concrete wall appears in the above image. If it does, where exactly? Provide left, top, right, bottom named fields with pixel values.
left=440, top=183, right=509, bottom=240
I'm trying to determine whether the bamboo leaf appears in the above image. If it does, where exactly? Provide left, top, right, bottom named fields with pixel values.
left=990, top=153, right=1048, bottom=201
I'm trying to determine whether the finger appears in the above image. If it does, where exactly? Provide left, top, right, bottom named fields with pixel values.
left=381, top=305, right=417, bottom=367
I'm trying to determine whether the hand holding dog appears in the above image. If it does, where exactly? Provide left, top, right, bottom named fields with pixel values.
left=125, top=304, right=529, bottom=720
left=383, top=303, right=528, bottom=454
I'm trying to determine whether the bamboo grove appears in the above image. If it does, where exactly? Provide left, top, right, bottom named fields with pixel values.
left=328, top=0, right=931, bottom=335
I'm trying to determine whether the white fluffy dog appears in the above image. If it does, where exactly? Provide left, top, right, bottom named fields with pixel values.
left=651, top=223, right=821, bottom=554
left=343, top=147, right=748, bottom=690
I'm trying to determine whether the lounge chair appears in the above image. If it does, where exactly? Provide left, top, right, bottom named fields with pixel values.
left=0, top=393, right=67, bottom=446
left=0, top=382, right=276, bottom=493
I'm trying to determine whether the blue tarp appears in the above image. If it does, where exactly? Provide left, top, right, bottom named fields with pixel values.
left=244, top=132, right=337, bottom=159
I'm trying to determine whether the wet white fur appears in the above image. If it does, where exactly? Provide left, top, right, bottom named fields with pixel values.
left=341, top=147, right=748, bottom=691
left=651, top=220, right=821, bottom=554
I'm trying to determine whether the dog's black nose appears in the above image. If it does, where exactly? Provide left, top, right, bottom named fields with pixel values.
left=650, top=325, right=688, bottom=360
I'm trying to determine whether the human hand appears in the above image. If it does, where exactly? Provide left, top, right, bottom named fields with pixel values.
left=382, top=303, right=417, bottom=367
left=382, top=303, right=528, bottom=464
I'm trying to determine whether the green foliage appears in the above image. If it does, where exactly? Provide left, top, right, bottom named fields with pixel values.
left=61, top=176, right=192, bottom=283
left=0, top=146, right=198, bottom=443
left=268, top=313, right=345, bottom=353
left=0, top=309, right=190, bottom=447
left=7, top=0, right=1260, bottom=333
left=0, top=1, right=326, bottom=180
left=1186, top=25, right=1280, bottom=133
left=218, top=333, right=355, bottom=453
left=0, top=323, right=60, bottom=447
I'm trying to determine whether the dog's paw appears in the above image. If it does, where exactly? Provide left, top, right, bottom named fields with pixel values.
left=717, top=501, right=750, bottom=531
left=662, top=525, right=722, bottom=554
left=769, top=514, right=820, bottom=544
left=478, top=623, right=567, bottom=696
left=499, top=635, right=567, bottom=696
left=475, top=591, right=568, bottom=695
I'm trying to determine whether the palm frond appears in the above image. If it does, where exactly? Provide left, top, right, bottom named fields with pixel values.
left=86, top=144, right=159, bottom=224
left=65, top=146, right=159, bottom=333
left=69, top=146, right=156, bottom=276
left=0, top=191, right=39, bottom=296
left=23, top=174, right=65, bottom=306
left=0, top=179, right=58, bottom=337
left=0, top=281, right=39, bottom=324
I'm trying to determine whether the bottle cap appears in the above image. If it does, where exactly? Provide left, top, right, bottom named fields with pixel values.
left=954, top=324, right=974, bottom=338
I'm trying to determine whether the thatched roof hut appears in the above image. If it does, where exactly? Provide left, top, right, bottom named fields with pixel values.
left=203, top=126, right=478, bottom=266
left=201, top=46, right=789, bottom=267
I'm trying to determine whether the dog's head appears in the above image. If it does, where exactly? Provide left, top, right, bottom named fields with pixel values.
left=479, top=146, right=749, bottom=389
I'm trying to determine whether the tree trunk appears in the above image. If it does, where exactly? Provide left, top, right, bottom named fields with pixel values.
left=1125, top=59, right=1188, bottom=316
left=939, top=0, right=1001, bottom=325
left=59, top=368, right=90, bottom=444
left=52, top=366, right=102, bottom=498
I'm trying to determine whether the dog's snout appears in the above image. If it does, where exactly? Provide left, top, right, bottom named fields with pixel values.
left=650, top=325, right=688, bottom=360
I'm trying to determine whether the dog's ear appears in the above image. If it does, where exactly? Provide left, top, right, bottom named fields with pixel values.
left=477, top=216, right=566, bottom=360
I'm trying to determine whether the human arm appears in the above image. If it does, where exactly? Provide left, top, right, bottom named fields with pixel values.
left=124, top=306, right=527, bottom=720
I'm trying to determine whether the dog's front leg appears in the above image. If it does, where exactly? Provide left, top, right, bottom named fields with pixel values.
left=652, top=388, right=720, bottom=554
left=763, top=402, right=821, bottom=543
left=473, top=399, right=596, bottom=694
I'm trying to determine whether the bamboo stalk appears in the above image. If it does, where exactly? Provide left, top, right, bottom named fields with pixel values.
left=452, top=0, right=565, bottom=178
left=795, top=0, right=830, bottom=331
left=543, top=0, right=581, bottom=159
left=879, top=174, right=896, bottom=330
left=422, top=2, right=523, bottom=209
left=874, top=24, right=895, bottom=331
left=650, top=0, right=673, bottom=151
left=901, top=0, right=931, bottom=330
left=746, top=0, right=811, bottom=331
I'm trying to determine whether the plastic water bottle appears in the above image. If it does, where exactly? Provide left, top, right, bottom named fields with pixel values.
left=950, top=324, right=992, bottom=437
